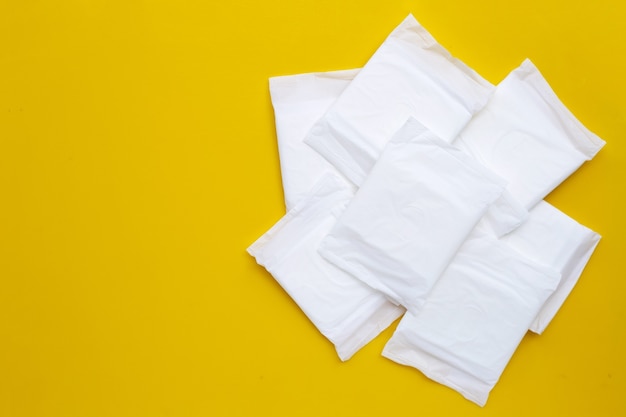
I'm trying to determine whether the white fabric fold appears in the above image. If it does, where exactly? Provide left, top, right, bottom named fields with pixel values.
left=318, top=118, right=505, bottom=313
left=382, top=231, right=560, bottom=406
left=247, top=173, right=404, bottom=361
left=454, top=58, right=606, bottom=209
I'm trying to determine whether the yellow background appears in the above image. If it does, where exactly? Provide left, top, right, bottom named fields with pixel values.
left=1, top=1, right=624, bottom=415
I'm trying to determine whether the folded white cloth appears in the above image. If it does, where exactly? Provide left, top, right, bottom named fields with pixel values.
left=269, top=69, right=358, bottom=210
left=501, top=201, right=601, bottom=333
left=382, top=231, right=560, bottom=406
left=304, top=14, right=495, bottom=187
left=454, top=58, right=606, bottom=209
left=247, top=174, right=404, bottom=361
left=319, top=118, right=505, bottom=313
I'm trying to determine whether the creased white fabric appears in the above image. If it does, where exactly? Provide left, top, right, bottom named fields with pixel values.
left=304, top=14, right=495, bottom=187
left=502, top=201, right=601, bottom=333
left=454, top=58, right=606, bottom=209
left=247, top=173, right=404, bottom=361
left=382, top=231, right=560, bottom=406
left=318, top=118, right=505, bottom=313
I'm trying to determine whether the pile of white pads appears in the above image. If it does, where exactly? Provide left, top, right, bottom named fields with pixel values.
left=247, top=14, right=604, bottom=406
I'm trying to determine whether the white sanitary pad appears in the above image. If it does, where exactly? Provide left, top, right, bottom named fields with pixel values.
left=454, top=58, right=606, bottom=209
left=502, top=201, right=601, bottom=333
left=247, top=174, right=405, bottom=361
left=318, top=118, right=505, bottom=313
left=269, top=69, right=358, bottom=210
left=382, top=231, right=560, bottom=406
left=304, top=14, right=495, bottom=186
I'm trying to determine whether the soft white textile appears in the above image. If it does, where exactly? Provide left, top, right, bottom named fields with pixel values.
left=304, top=14, right=495, bottom=187
left=454, top=58, right=606, bottom=209
left=502, top=201, right=601, bottom=333
left=382, top=231, right=560, bottom=406
left=318, top=118, right=505, bottom=313
left=247, top=174, right=405, bottom=361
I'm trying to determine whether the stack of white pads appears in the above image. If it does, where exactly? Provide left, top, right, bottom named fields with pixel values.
left=247, top=14, right=604, bottom=406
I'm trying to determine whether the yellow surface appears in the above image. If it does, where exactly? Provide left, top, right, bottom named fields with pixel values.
left=1, top=1, right=624, bottom=415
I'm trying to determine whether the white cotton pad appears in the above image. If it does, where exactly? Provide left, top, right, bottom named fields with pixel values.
left=501, top=201, right=601, bottom=334
left=454, top=58, right=606, bottom=209
left=318, top=118, right=505, bottom=313
left=304, top=14, right=495, bottom=187
left=269, top=69, right=359, bottom=210
left=247, top=173, right=405, bottom=361
left=382, top=231, right=560, bottom=406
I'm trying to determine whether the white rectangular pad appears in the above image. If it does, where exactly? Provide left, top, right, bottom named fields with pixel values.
left=319, top=118, right=505, bottom=312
